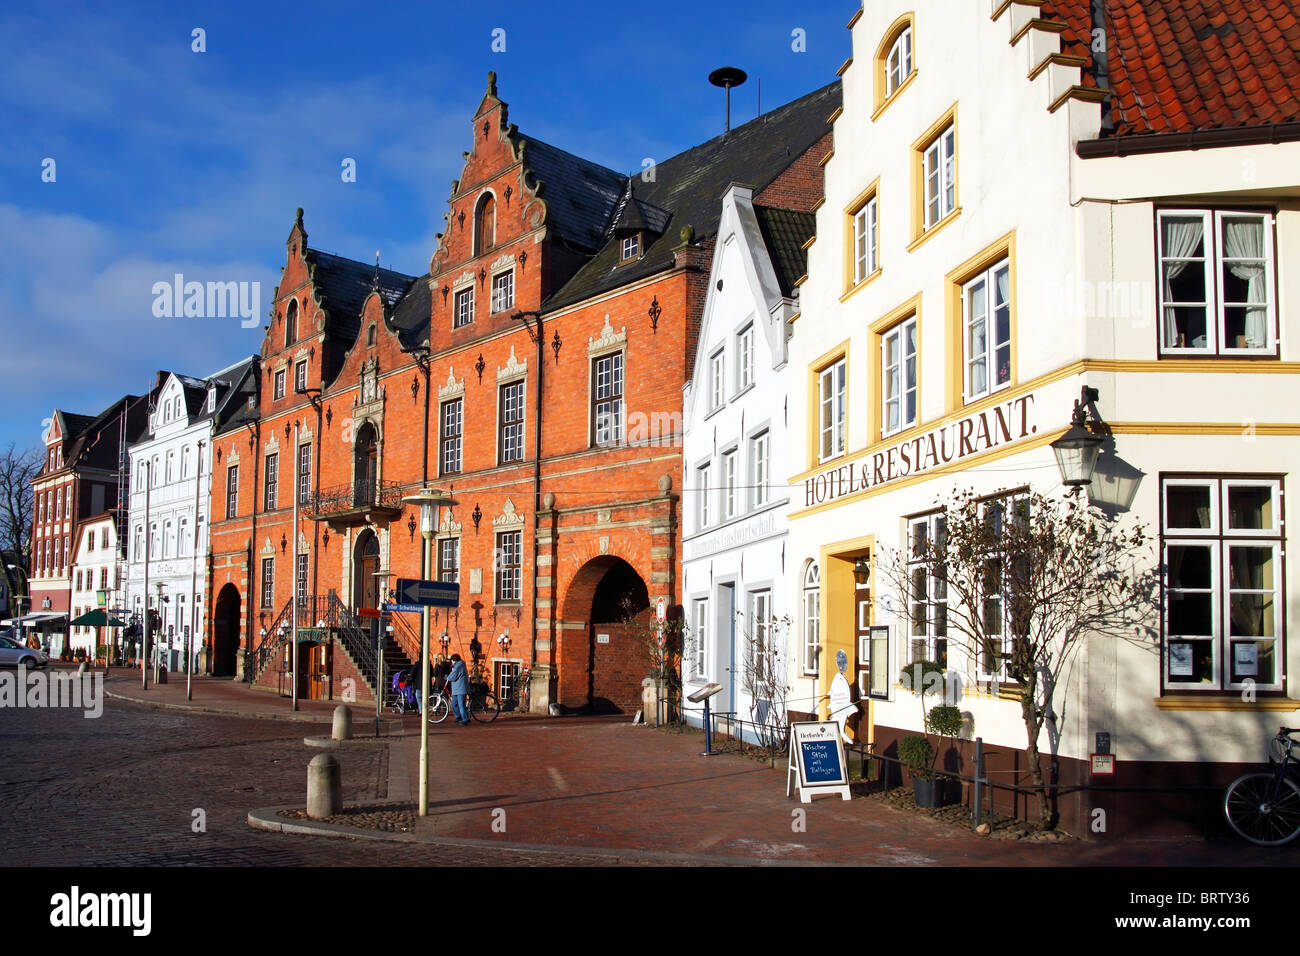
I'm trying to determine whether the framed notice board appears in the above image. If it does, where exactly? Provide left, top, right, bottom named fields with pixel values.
left=787, top=721, right=851, bottom=803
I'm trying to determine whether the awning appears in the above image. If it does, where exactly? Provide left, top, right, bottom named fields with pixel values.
left=69, top=609, right=126, bottom=627
left=15, top=612, right=68, bottom=626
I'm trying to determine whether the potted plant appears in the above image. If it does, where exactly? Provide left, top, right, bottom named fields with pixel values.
left=898, top=734, right=941, bottom=807
left=926, top=703, right=965, bottom=805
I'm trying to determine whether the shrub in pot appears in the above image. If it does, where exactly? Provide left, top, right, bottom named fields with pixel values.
left=898, top=734, right=943, bottom=808
left=926, top=704, right=965, bottom=805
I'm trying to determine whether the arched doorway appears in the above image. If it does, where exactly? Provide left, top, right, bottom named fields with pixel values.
left=559, top=556, right=651, bottom=713
left=353, top=422, right=377, bottom=506
left=212, top=584, right=240, bottom=677
left=353, top=529, right=380, bottom=611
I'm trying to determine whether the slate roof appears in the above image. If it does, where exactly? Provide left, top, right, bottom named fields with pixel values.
left=1046, top=0, right=1300, bottom=136
left=210, top=356, right=261, bottom=437
left=541, top=81, right=840, bottom=312
left=753, top=205, right=816, bottom=297
left=389, top=273, right=433, bottom=349
left=514, top=136, right=626, bottom=251
left=305, top=250, right=417, bottom=382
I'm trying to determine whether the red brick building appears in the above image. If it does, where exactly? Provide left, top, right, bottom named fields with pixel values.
left=207, top=73, right=837, bottom=713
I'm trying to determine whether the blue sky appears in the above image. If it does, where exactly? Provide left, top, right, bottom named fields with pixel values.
left=0, top=0, right=852, bottom=455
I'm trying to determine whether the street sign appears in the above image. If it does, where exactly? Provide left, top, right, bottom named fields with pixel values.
left=382, top=602, right=424, bottom=614
left=357, top=607, right=382, bottom=619
left=656, top=597, right=666, bottom=622
left=394, top=578, right=460, bottom=608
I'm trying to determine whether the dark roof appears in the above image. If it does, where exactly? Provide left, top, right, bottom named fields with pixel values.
left=305, top=250, right=417, bottom=382
left=1046, top=0, right=1300, bottom=136
left=211, top=357, right=261, bottom=437
left=541, top=81, right=840, bottom=312
left=57, top=412, right=97, bottom=443
left=515, top=136, right=626, bottom=250
left=389, top=273, right=433, bottom=349
left=753, top=205, right=816, bottom=297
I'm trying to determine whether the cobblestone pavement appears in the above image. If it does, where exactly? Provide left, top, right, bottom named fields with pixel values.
left=0, top=694, right=670, bottom=866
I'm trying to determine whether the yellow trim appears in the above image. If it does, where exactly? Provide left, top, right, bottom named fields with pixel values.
left=837, top=56, right=854, bottom=77
left=873, top=12, right=917, bottom=119
left=817, top=535, right=874, bottom=725
left=842, top=177, right=881, bottom=297
left=944, top=230, right=1016, bottom=413
left=1028, top=52, right=1088, bottom=81
left=801, top=235, right=816, bottom=251
left=1048, top=85, right=1108, bottom=114
left=910, top=103, right=959, bottom=246
left=1154, top=696, right=1300, bottom=712
left=839, top=270, right=882, bottom=304
left=810, top=197, right=826, bottom=213
left=868, top=293, right=924, bottom=444
left=846, top=6, right=863, bottom=29
left=1086, top=359, right=1300, bottom=374
left=1009, top=18, right=1067, bottom=47
left=807, top=341, right=852, bottom=472
left=991, top=0, right=1044, bottom=20
left=826, top=106, right=844, bottom=124
left=818, top=148, right=835, bottom=168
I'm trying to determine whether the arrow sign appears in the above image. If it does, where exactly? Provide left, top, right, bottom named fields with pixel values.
left=394, top=578, right=460, bottom=608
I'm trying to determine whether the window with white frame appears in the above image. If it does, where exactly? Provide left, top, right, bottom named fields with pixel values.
left=225, top=465, right=238, bottom=519
left=297, top=444, right=311, bottom=504
left=722, top=449, right=738, bottom=519
left=264, top=453, right=278, bottom=510
left=882, top=316, right=917, bottom=436
left=975, top=492, right=1030, bottom=682
left=963, top=259, right=1011, bottom=401
left=802, top=563, right=820, bottom=674
left=491, top=269, right=514, bottom=314
left=853, top=196, right=878, bottom=284
left=737, top=325, right=754, bottom=391
left=818, top=359, right=846, bottom=461
left=886, top=26, right=913, bottom=96
left=296, top=553, right=308, bottom=607
left=441, top=399, right=463, bottom=475
left=295, top=360, right=308, bottom=393
left=691, top=598, right=708, bottom=681
left=750, top=431, right=769, bottom=508
left=454, top=287, right=474, bottom=329
left=438, top=537, right=460, bottom=583
left=273, top=369, right=286, bottom=401
left=709, top=349, right=725, bottom=410
left=1157, top=209, right=1275, bottom=355
left=496, top=530, right=522, bottom=603
left=923, top=125, right=956, bottom=229
left=697, top=463, right=712, bottom=528
left=621, top=234, right=640, bottom=260
left=1162, top=476, right=1283, bottom=691
left=749, top=589, right=772, bottom=681
left=499, top=381, right=525, bottom=463
left=591, top=352, right=624, bottom=447
left=907, top=511, right=947, bottom=667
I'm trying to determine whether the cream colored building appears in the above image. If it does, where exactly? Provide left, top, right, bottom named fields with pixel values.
left=786, top=0, right=1300, bottom=835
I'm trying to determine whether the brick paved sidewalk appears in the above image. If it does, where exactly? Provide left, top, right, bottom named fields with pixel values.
left=101, top=668, right=365, bottom=724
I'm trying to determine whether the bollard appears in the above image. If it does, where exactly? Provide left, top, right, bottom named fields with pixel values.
left=307, top=753, right=342, bottom=819
left=332, top=704, right=353, bottom=741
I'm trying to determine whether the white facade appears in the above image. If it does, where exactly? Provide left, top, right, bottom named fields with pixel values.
left=68, top=513, right=118, bottom=655
left=785, top=0, right=1300, bottom=829
left=682, top=185, right=801, bottom=738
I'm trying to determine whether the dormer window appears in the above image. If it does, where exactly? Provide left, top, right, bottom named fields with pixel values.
left=285, top=299, right=298, bottom=347
left=474, top=193, right=496, bottom=257
left=207, top=387, right=216, bottom=413
left=621, top=234, right=640, bottom=261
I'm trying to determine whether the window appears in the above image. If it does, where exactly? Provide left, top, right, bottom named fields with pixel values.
left=367, top=324, right=376, bottom=347
left=1158, top=210, right=1275, bottom=355
left=818, top=359, right=846, bottom=461
left=499, top=381, right=525, bottom=463
left=621, top=234, right=640, bottom=260
left=296, top=553, right=308, bottom=607
left=495, top=661, right=520, bottom=703
left=749, top=589, right=772, bottom=680
left=179, top=517, right=188, bottom=556
left=963, top=260, right=1011, bottom=401
left=134, top=525, right=143, bottom=563
left=165, top=451, right=174, bottom=484
left=697, top=463, right=712, bottom=528
left=490, top=270, right=514, bottom=314
left=261, top=558, right=274, bottom=608
left=853, top=195, right=878, bottom=284
left=591, top=352, right=624, bottom=447
left=1161, top=477, right=1282, bottom=691
left=264, top=453, right=278, bottom=510
left=737, top=325, right=755, bottom=391
left=474, top=194, right=495, bottom=256
left=225, top=465, right=238, bottom=519
left=181, top=445, right=190, bottom=479
left=802, top=563, right=820, bottom=674
left=750, top=431, right=769, bottom=508
left=163, top=520, right=174, bottom=558
left=76, top=570, right=83, bottom=590
left=923, top=124, right=956, bottom=230
left=886, top=26, right=913, bottom=96
left=86, top=532, right=94, bottom=553
left=285, top=299, right=298, bottom=346
left=975, top=492, right=1030, bottom=682
left=496, top=530, right=521, bottom=603
left=295, top=360, right=308, bottom=393
left=882, top=316, right=918, bottom=435
left=709, top=349, right=725, bottom=410
left=722, top=449, right=738, bottom=519
left=148, top=524, right=157, bottom=561
left=207, top=388, right=216, bottom=413
left=99, top=567, right=108, bottom=590
left=440, top=399, right=463, bottom=475
left=273, top=369, right=286, bottom=401
left=438, top=538, right=460, bottom=583
left=297, top=444, right=311, bottom=505
left=907, top=512, right=947, bottom=667
left=454, top=287, right=474, bottom=329
left=691, top=598, right=708, bottom=681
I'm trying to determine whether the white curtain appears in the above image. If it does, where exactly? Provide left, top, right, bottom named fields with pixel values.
left=1221, top=218, right=1267, bottom=348
left=1161, top=217, right=1205, bottom=347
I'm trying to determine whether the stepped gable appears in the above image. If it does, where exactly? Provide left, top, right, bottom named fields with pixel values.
left=541, top=80, right=841, bottom=312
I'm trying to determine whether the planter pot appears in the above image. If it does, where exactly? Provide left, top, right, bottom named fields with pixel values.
left=912, top=777, right=943, bottom=808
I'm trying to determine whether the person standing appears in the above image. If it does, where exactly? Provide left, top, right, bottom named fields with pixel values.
left=448, top=654, right=469, bottom=725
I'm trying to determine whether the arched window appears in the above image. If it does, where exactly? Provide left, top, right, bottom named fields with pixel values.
left=474, top=193, right=496, bottom=257
left=285, top=299, right=298, bottom=347
left=802, top=562, right=821, bottom=675
left=367, top=324, right=376, bottom=347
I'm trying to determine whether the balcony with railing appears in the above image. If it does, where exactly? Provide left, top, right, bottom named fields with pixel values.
left=308, top=478, right=404, bottom=525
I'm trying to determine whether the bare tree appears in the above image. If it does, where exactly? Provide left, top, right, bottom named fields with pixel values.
left=736, top=610, right=792, bottom=762
left=881, top=487, right=1158, bottom=829
left=0, top=443, right=40, bottom=610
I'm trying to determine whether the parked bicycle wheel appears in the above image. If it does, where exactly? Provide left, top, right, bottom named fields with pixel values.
left=427, top=692, right=451, bottom=724
left=1223, top=772, right=1300, bottom=846
left=470, top=691, right=500, bottom=723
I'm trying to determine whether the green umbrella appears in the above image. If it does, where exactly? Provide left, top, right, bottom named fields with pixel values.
left=68, top=609, right=126, bottom=628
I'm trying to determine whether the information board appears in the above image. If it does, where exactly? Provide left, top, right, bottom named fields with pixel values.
left=787, top=721, right=851, bottom=803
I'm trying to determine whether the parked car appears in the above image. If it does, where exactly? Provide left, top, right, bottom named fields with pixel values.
left=0, top=635, right=47, bottom=668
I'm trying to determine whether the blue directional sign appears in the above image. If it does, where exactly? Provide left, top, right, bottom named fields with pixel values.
left=394, top=578, right=460, bottom=608
left=382, top=603, right=424, bottom=614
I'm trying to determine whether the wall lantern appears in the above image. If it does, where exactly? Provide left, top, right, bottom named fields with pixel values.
left=1050, top=386, right=1103, bottom=489
left=852, top=556, right=871, bottom=586
left=497, top=632, right=511, bottom=652
left=439, top=633, right=451, bottom=650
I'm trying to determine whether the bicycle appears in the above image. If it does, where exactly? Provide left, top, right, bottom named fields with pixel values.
left=467, top=680, right=500, bottom=723
left=1222, top=726, right=1300, bottom=846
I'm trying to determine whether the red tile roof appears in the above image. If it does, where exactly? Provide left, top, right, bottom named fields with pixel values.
left=1043, top=1, right=1300, bottom=136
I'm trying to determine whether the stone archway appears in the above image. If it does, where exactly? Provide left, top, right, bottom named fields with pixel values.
left=352, top=529, right=380, bottom=611
left=212, top=584, right=240, bottom=677
left=559, top=556, right=650, bottom=713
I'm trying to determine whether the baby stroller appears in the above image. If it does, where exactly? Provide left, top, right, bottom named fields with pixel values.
left=390, top=668, right=418, bottom=714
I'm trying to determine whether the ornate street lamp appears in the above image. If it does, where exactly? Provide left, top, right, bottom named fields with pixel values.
left=1050, top=386, right=1104, bottom=489
left=852, top=556, right=872, bottom=586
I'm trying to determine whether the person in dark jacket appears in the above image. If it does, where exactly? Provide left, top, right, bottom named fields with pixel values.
left=447, top=654, right=470, bottom=725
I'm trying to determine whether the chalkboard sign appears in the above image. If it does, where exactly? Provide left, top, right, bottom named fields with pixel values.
left=787, top=721, right=851, bottom=803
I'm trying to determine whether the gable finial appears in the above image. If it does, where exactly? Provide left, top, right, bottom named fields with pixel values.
left=487, top=70, right=498, bottom=97
left=372, top=251, right=381, bottom=291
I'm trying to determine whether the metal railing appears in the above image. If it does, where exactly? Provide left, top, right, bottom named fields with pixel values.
left=309, top=478, right=404, bottom=516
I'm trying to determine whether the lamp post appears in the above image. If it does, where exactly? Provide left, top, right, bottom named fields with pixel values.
left=1050, top=386, right=1104, bottom=492
left=402, top=487, right=457, bottom=817
left=373, top=567, right=394, bottom=738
